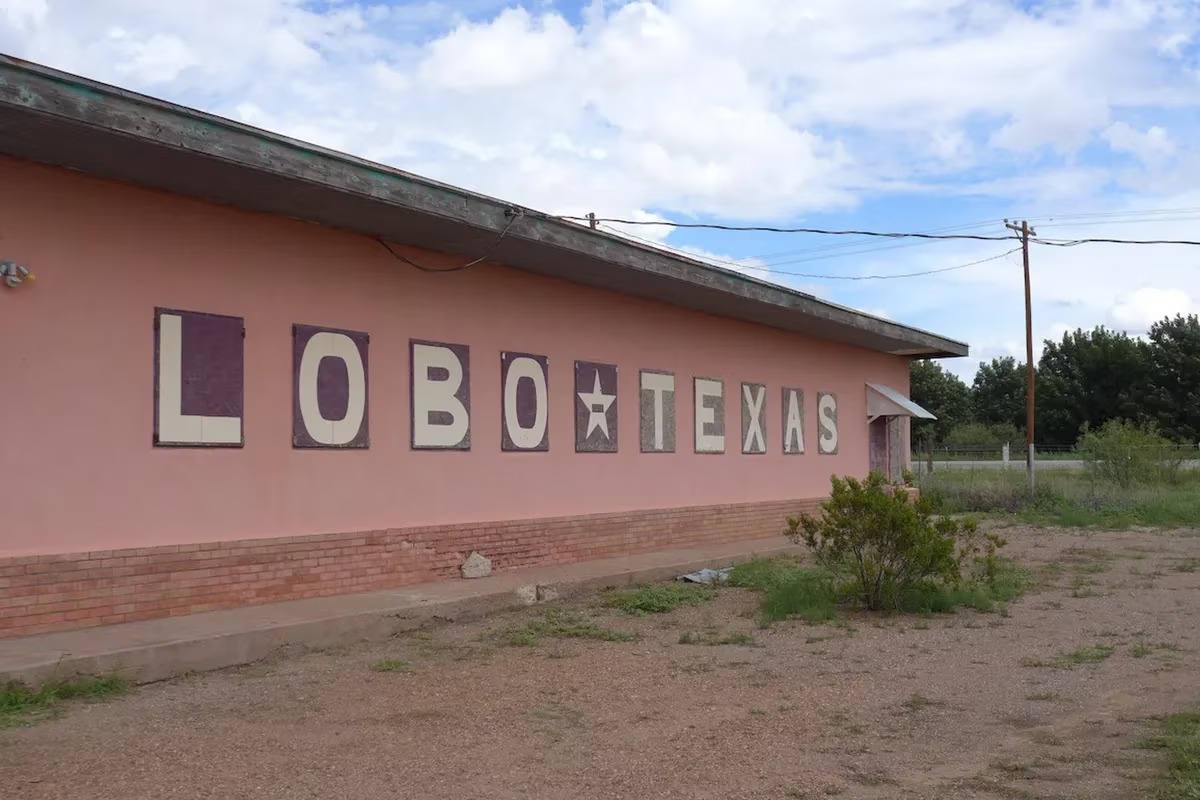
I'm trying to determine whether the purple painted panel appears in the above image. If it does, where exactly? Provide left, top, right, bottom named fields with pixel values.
left=501, top=351, right=549, bottom=452
left=178, top=312, right=244, bottom=418
left=292, top=324, right=370, bottom=449
left=575, top=361, right=618, bottom=453
left=317, top=359, right=350, bottom=421
left=153, top=307, right=244, bottom=448
left=410, top=339, right=471, bottom=450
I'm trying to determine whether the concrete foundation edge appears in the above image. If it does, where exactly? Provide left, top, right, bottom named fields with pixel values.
left=3, top=543, right=803, bottom=686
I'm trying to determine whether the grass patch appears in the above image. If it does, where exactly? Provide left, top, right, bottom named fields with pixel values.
left=1, top=674, right=131, bottom=727
left=1174, top=558, right=1200, bottom=574
left=899, top=559, right=1033, bottom=614
left=1132, top=642, right=1183, bottom=660
left=601, top=583, right=713, bottom=615
left=1027, top=691, right=1060, bottom=701
left=899, top=692, right=944, bottom=713
left=370, top=658, right=412, bottom=672
left=919, top=468, right=1200, bottom=528
left=678, top=631, right=757, bottom=646
left=501, top=607, right=637, bottom=646
left=1025, top=644, right=1115, bottom=669
left=1058, top=644, right=1116, bottom=666
left=1141, top=711, right=1200, bottom=799
left=727, top=558, right=809, bottom=590
left=728, top=553, right=1031, bottom=625
left=760, top=568, right=837, bottom=624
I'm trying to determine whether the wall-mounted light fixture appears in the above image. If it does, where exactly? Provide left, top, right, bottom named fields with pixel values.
left=0, top=260, right=34, bottom=288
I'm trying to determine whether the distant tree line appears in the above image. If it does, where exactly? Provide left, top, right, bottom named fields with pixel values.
left=910, top=313, right=1200, bottom=450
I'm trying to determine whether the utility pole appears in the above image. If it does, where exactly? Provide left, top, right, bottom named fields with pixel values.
left=1005, top=219, right=1037, bottom=497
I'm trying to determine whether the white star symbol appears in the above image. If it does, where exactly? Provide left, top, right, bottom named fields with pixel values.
left=578, top=370, right=615, bottom=439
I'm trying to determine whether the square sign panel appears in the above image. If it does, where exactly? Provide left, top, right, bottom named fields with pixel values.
left=292, top=324, right=369, bottom=448
left=410, top=340, right=471, bottom=450
left=575, top=361, right=618, bottom=452
left=154, top=308, right=244, bottom=447
left=501, top=351, right=550, bottom=451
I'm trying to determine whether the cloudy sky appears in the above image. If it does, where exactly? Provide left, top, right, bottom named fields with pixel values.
left=3, top=0, right=1199, bottom=378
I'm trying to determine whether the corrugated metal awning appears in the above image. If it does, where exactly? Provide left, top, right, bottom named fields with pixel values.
left=867, top=384, right=935, bottom=419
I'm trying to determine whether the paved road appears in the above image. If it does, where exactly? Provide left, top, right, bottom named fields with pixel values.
left=916, top=459, right=1200, bottom=472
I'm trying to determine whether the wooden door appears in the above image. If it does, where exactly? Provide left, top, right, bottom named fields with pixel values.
left=869, top=417, right=888, bottom=476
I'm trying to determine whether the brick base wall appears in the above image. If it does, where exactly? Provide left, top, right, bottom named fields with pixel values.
left=0, top=497, right=822, bottom=638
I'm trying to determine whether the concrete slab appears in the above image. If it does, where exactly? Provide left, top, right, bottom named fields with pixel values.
left=0, top=536, right=802, bottom=686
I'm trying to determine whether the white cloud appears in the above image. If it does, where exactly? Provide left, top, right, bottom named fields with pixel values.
left=418, top=7, right=576, bottom=90
left=8, top=0, right=1197, bottom=220
left=1110, top=287, right=1196, bottom=332
left=2, top=0, right=1200, bottom=370
left=0, top=0, right=47, bottom=31
left=1104, top=122, right=1175, bottom=163
left=106, top=29, right=199, bottom=84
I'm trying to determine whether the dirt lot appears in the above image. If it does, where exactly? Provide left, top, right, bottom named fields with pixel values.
left=3, top=525, right=1199, bottom=799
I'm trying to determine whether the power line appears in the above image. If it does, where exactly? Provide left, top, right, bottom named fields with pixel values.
left=566, top=215, right=1017, bottom=242
left=597, top=222, right=1019, bottom=280
left=761, top=248, right=1022, bottom=280
left=1033, top=215, right=1200, bottom=231
left=1025, top=205, right=1200, bottom=224
left=725, top=218, right=1009, bottom=262
left=1034, top=236, right=1200, bottom=247
left=574, top=214, right=1200, bottom=247
left=599, top=222, right=963, bottom=269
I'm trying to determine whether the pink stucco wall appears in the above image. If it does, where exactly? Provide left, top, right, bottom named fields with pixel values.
left=0, top=157, right=909, bottom=558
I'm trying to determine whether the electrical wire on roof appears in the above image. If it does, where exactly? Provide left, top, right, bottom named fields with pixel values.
left=379, top=209, right=525, bottom=272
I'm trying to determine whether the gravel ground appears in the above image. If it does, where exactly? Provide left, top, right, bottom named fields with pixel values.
left=3, top=525, right=1199, bottom=800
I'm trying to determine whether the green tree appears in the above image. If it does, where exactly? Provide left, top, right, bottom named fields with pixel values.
left=972, top=356, right=1027, bottom=435
left=1037, top=326, right=1149, bottom=447
left=942, top=422, right=1021, bottom=451
left=909, top=359, right=972, bottom=447
left=1145, top=314, right=1200, bottom=443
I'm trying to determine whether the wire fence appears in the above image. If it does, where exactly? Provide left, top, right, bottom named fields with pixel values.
left=911, top=442, right=1200, bottom=474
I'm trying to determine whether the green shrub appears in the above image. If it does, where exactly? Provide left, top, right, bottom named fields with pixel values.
left=1078, top=420, right=1185, bottom=488
left=787, top=472, right=997, bottom=611
left=601, top=583, right=713, bottom=615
